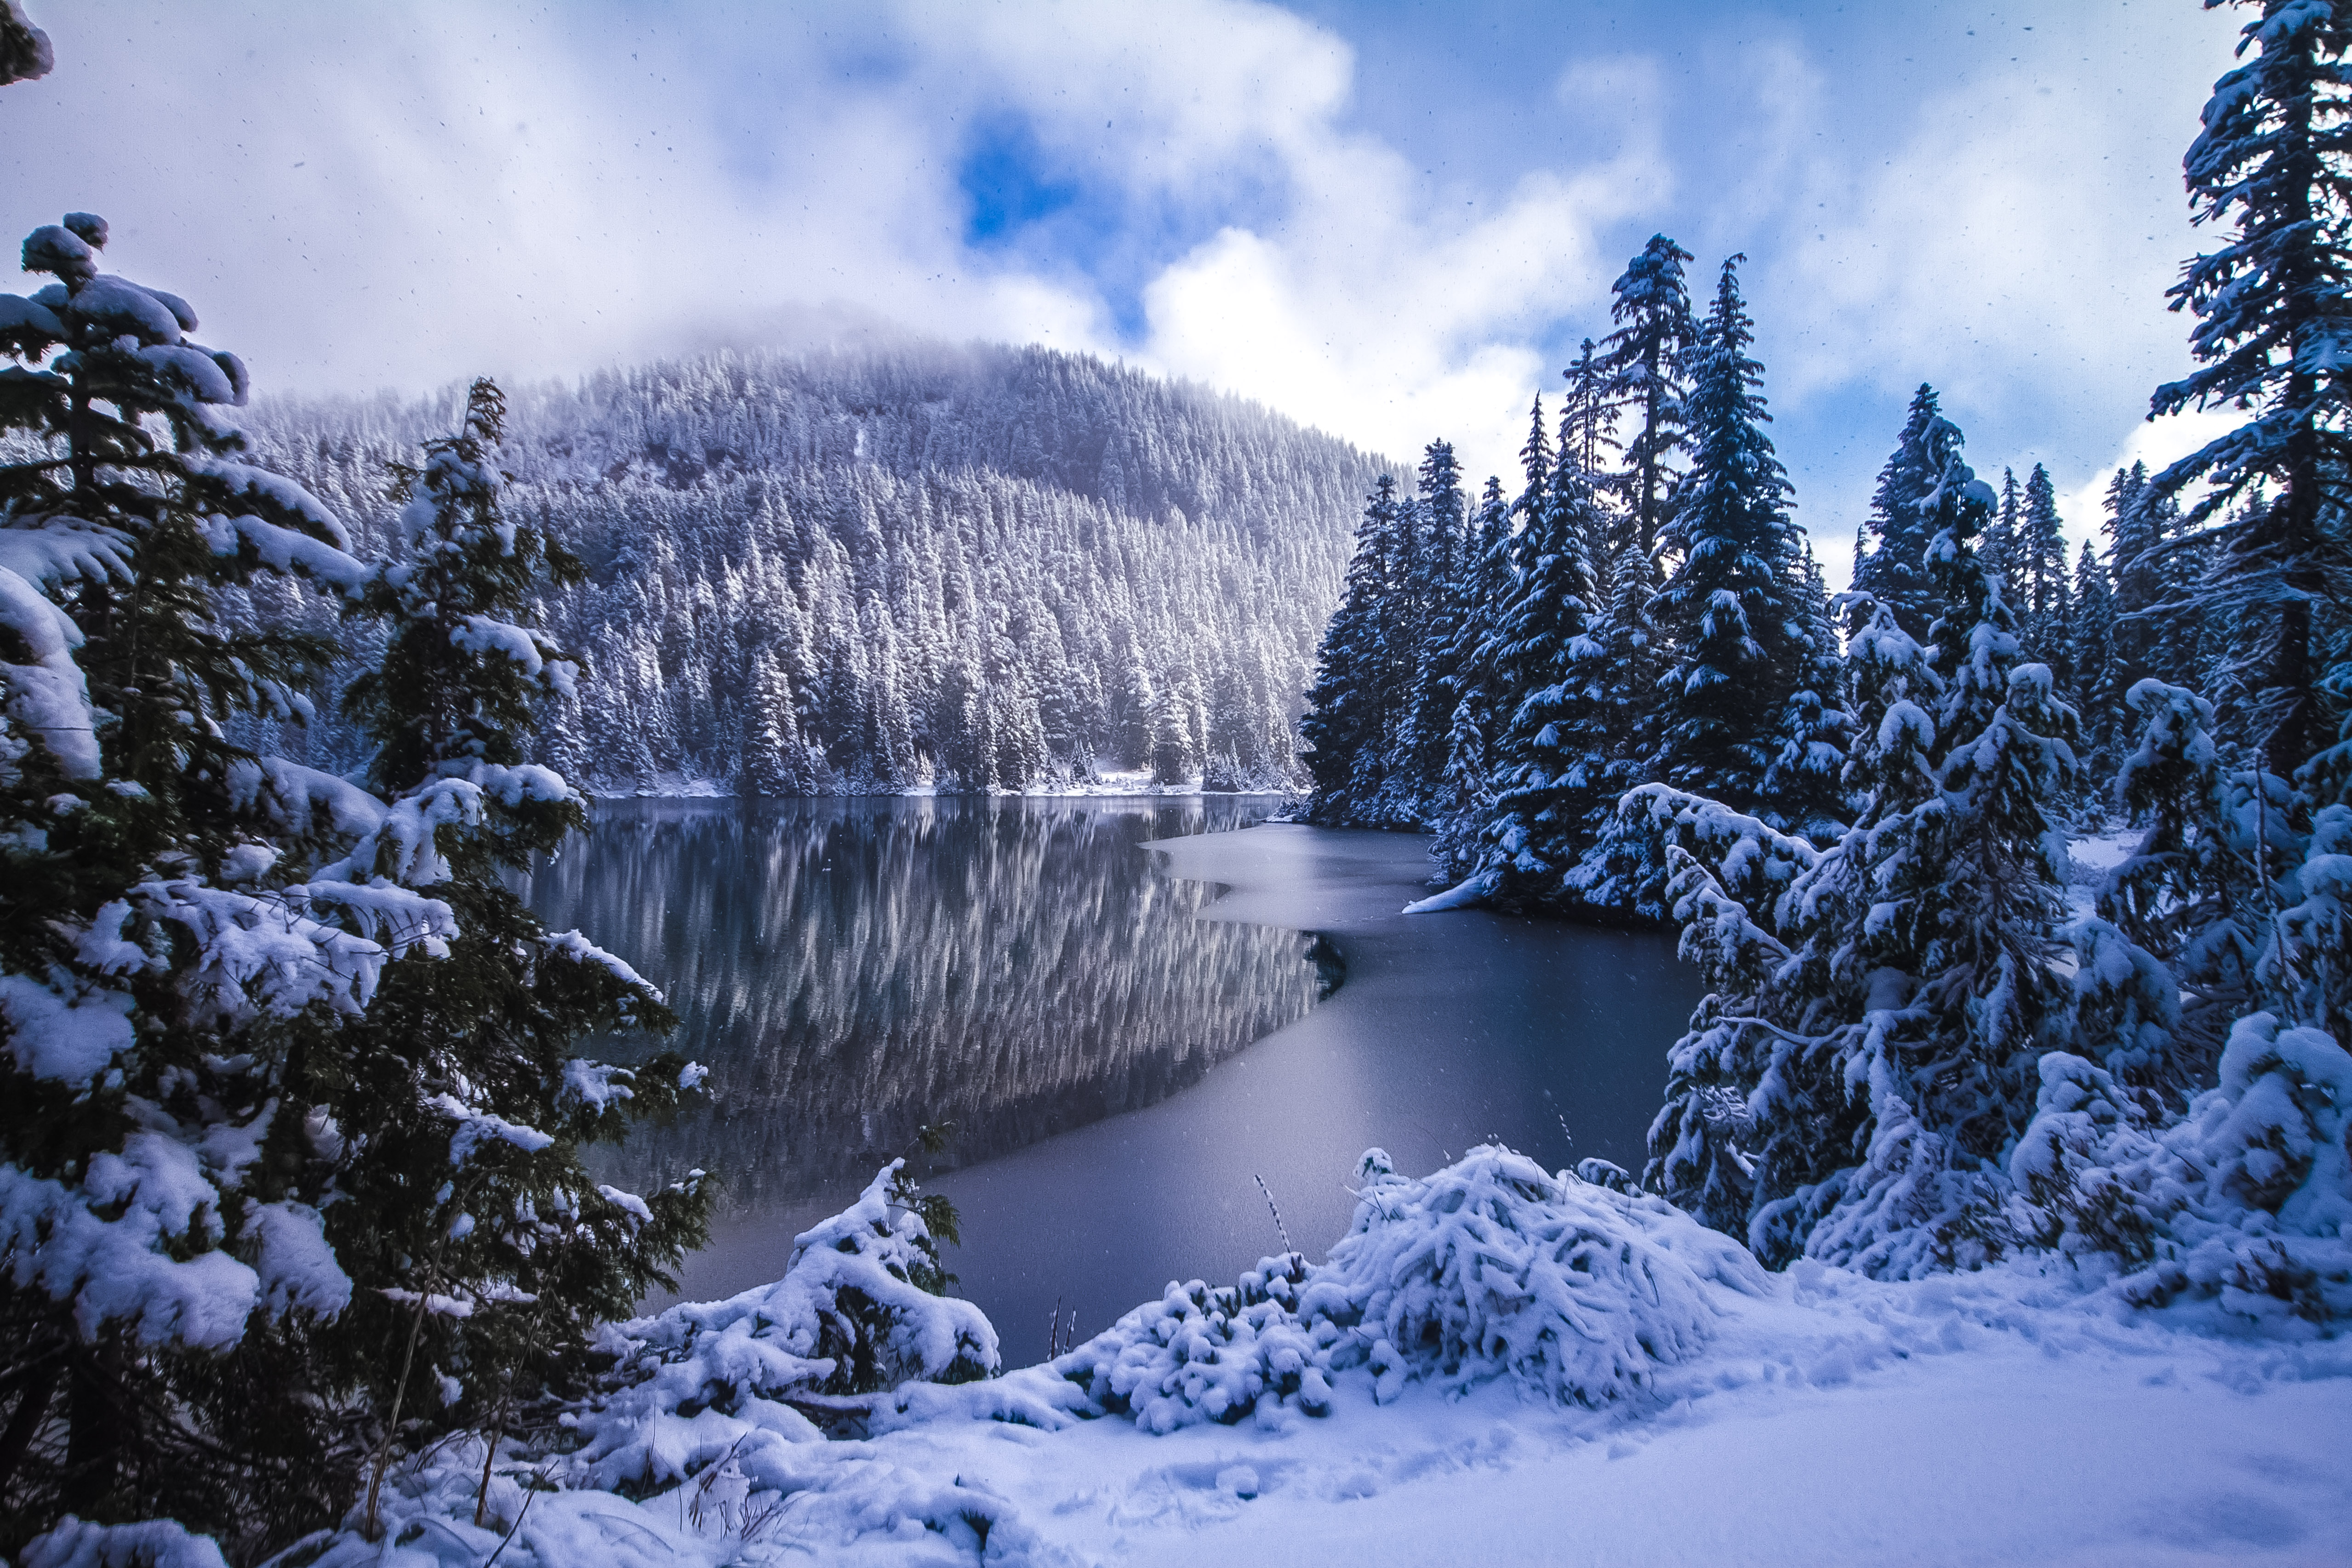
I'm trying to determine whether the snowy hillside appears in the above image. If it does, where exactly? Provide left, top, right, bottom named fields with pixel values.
left=228, top=343, right=1385, bottom=795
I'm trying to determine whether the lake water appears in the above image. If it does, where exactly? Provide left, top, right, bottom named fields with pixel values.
left=525, top=798, right=1699, bottom=1365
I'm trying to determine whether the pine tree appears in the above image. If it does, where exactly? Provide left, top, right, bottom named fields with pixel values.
left=1479, top=431, right=1605, bottom=907
left=1302, top=478, right=1400, bottom=822
left=327, top=380, right=711, bottom=1536
left=1557, top=340, right=1622, bottom=588
left=1647, top=416, right=2103, bottom=1276
left=1598, top=235, right=1696, bottom=562
left=1649, top=255, right=1808, bottom=816
left=1433, top=477, right=1514, bottom=878
left=0, top=215, right=540, bottom=1551
left=2015, top=462, right=2072, bottom=675
left=1986, top=467, right=2021, bottom=593
left=1401, top=440, right=1468, bottom=813
left=0, top=213, right=420, bottom=1548
left=1850, top=385, right=1947, bottom=639
left=1762, top=545, right=1855, bottom=840
left=2070, top=540, right=2123, bottom=788
left=2149, top=0, right=2352, bottom=776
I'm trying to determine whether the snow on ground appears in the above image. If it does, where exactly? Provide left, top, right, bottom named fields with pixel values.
left=878, top=1266, right=2352, bottom=1568
left=2066, top=825, right=2141, bottom=922
left=329, top=1232, right=2352, bottom=1568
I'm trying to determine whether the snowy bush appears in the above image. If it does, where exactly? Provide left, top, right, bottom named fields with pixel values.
left=566, top=1160, right=996, bottom=1494
left=14, top=1517, right=230, bottom=1568
left=1052, top=1252, right=1335, bottom=1433
left=1056, top=1146, right=1769, bottom=1430
left=2015, top=1013, right=2352, bottom=1328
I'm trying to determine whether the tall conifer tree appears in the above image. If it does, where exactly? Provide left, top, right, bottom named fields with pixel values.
left=1649, top=255, right=1807, bottom=813
left=2149, top=0, right=2352, bottom=774
left=1852, top=385, right=1948, bottom=639
left=1598, top=235, right=1696, bottom=562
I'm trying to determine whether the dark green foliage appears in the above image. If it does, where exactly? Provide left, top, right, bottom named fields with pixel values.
left=1851, top=384, right=1947, bottom=640
left=1481, top=428, right=1606, bottom=905
left=0, top=214, right=388, bottom=1556
left=2150, top=0, right=2352, bottom=774
left=1650, top=255, right=1810, bottom=816
left=1599, top=235, right=1696, bottom=562
left=2014, top=464, right=2073, bottom=684
left=1303, top=477, right=1406, bottom=822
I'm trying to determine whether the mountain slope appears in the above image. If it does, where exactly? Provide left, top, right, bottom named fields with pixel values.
left=232, top=340, right=1384, bottom=793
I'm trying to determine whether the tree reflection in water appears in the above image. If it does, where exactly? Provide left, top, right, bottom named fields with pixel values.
left=521, top=796, right=1322, bottom=1220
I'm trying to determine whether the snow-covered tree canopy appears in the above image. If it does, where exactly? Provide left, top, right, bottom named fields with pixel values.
left=1, top=225, right=709, bottom=1562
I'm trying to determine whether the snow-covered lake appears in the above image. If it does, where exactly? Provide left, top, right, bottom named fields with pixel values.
left=525, top=801, right=1695, bottom=1361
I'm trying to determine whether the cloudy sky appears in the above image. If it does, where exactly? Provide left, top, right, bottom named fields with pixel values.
left=4, top=0, right=2244, bottom=577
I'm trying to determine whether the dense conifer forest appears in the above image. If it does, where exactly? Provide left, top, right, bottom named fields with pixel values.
left=4, top=0, right=2351, bottom=1561
left=229, top=345, right=1380, bottom=796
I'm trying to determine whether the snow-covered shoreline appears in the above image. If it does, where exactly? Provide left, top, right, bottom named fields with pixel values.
left=265, top=823, right=2351, bottom=1567
left=579, top=773, right=1303, bottom=803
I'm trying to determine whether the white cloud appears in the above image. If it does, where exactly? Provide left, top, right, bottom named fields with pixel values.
left=0, top=0, right=2253, bottom=529
left=2057, top=407, right=2239, bottom=553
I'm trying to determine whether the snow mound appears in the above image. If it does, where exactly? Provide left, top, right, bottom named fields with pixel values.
left=566, top=1160, right=996, bottom=1493
left=1315, top=1145, right=1771, bottom=1403
left=17, top=1516, right=229, bottom=1568
left=1054, top=1253, right=1335, bottom=1433
left=1057, top=1146, right=1771, bottom=1431
left=2015, top=1012, right=2352, bottom=1329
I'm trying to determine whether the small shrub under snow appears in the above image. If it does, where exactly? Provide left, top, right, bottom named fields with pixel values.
left=567, top=1159, right=996, bottom=1493
left=2014, top=1011, right=2352, bottom=1328
left=1054, top=1145, right=1770, bottom=1431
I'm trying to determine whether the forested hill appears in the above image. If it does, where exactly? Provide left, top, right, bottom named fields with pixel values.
left=231, top=341, right=1382, bottom=793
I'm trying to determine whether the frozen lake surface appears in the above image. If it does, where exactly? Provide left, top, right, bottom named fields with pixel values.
left=528, top=800, right=1696, bottom=1362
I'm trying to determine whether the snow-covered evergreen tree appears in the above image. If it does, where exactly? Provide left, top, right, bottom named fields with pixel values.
left=1303, top=478, right=1402, bottom=822
left=1556, top=339, right=1621, bottom=587
left=306, top=381, right=714, bottom=1540
left=1986, top=466, right=2021, bottom=593
left=2070, top=540, right=2123, bottom=786
left=1762, top=544, right=1855, bottom=840
left=1432, top=477, right=1513, bottom=877
left=1648, top=255, right=1808, bottom=818
left=1646, top=420, right=2112, bottom=1276
left=2014, top=462, right=2073, bottom=679
left=1397, top=441, right=1468, bottom=815
left=1598, top=235, right=1696, bottom=563
left=0, top=214, right=439, bottom=1551
left=2149, top=0, right=2352, bottom=776
left=1479, top=422, right=1606, bottom=907
left=1850, top=385, right=1947, bottom=640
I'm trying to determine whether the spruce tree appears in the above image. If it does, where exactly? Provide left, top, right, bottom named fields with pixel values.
left=1649, top=255, right=1808, bottom=816
left=1302, top=478, right=1400, bottom=822
left=1986, top=467, right=2021, bottom=592
left=2149, top=0, right=2352, bottom=776
left=1433, top=476, right=1514, bottom=878
left=0, top=213, right=444, bottom=1549
left=1557, top=339, right=1622, bottom=589
left=1479, top=430, right=1605, bottom=907
left=1648, top=418, right=2102, bottom=1276
left=1851, top=385, right=1947, bottom=639
left=1763, top=545, right=1855, bottom=840
left=1598, top=235, right=1696, bottom=562
left=325, top=379, right=712, bottom=1537
left=1400, top=441, right=1468, bottom=815
left=2070, top=540, right=2123, bottom=788
left=2015, top=462, right=2072, bottom=673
